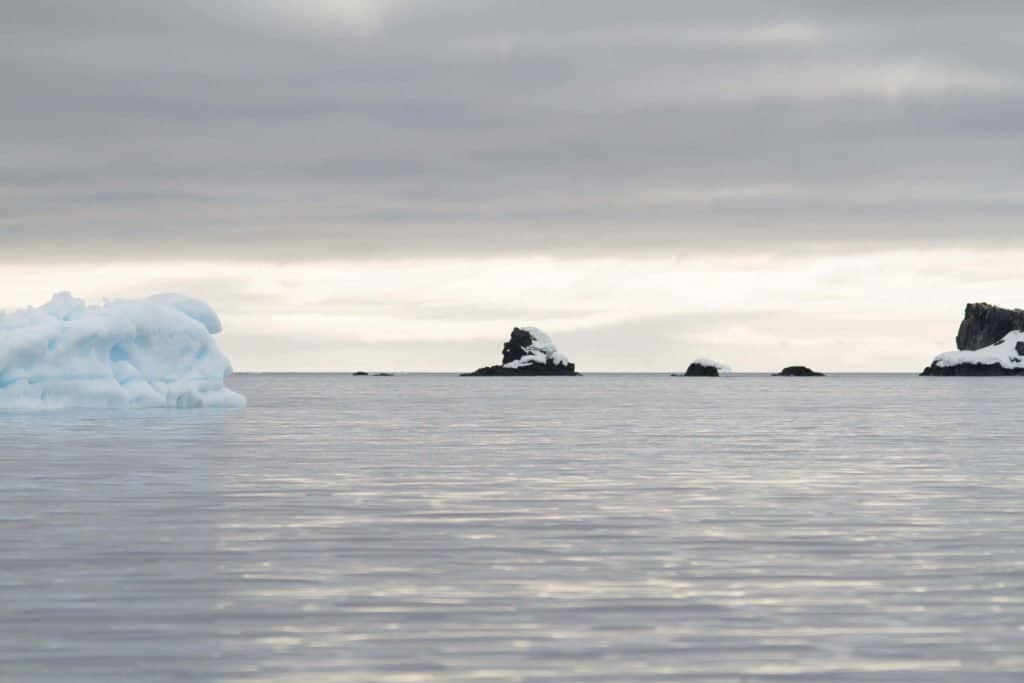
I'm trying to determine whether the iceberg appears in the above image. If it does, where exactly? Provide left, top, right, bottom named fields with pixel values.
left=0, top=292, right=246, bottom=409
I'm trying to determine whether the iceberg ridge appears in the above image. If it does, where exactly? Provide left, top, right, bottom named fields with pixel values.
left=0, top=292, right=246, bottom=409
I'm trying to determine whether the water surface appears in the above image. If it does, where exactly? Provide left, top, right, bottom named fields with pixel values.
left=1, top=374, right=1022, bottom=681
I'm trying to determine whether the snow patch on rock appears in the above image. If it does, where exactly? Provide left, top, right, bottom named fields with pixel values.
left=931, top=330, right=1024, bottom=371
left=690, top=358, right=732, bottom=374
left=502, top=327, right=571, bottom=369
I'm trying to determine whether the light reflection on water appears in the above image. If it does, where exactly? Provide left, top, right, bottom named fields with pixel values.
left=1, top=374, right=1022, bottom=681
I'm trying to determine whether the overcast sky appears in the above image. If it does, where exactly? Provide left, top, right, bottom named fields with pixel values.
left=3, top=1, right=1023, bottom=371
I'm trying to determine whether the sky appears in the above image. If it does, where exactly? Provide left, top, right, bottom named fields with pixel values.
left=3, top=0, right=1023, bottom=371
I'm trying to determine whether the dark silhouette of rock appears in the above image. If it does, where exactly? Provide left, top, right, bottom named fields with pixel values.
left=465, top=363, right=578, bottom=376
left=956, top=303, right=1024, bottom=350
left=464, top=327, right=578, bottom=376
left=353, top=371, right=393, bottom=376
left=774, top=366, right=824, bottom=376
left=352, top=371, right=369, bottom=376
left=922, top=363, right=1024, bottom=376
left=500, top=327, right=537, bottom=366
left=682, top=362, right=719, bottom=377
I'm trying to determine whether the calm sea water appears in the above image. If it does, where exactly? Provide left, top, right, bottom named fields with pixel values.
left=1, top=374, right=1022, bottom=682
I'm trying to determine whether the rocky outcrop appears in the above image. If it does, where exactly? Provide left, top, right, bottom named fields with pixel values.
left=467, top=363, right=578, bottom=376
left=956, top=303, right=1024, bottom=351
left=682, top=362, right=719, bottom=377
left=923, top=304, right=1024, bottom=376
left=464, top=327, right=578, bottom=376
left=775, top=366, right=824, bottom=376
left=671, top=358, right=730, bottom=377
left=922, top=362, right=1024, bottom=376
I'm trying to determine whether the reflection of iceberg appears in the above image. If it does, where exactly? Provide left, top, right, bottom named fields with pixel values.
left=0, top=292, right=246, bottom=409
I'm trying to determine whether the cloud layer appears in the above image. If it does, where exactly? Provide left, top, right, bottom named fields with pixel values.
left=3, top=248, right=1023, bottom=372
left=4, top=1, right=1023, bottom=260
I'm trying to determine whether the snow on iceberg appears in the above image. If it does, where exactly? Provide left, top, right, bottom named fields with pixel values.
left=923, top=330, right=1024, bottom=375
left=0, top=292, right=246, bottom=409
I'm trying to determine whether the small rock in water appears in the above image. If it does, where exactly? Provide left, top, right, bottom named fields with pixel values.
left=682, top=362, right=719, bottom=377
left=775, top=366, right=824, bottom=376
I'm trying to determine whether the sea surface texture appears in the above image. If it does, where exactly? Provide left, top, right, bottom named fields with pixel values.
left=2, top=374, right=1022, bottom=682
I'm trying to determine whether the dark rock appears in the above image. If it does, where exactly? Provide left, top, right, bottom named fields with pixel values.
left=464, top=327, right=578, bottom=376
left=1017, top=342, right=1024, bottom=356
left=774, top=366, right=824, bottom=376
left=352, top=371, right=369, bottom=376
left=682, top=362, right=719, bottom=377
left=956, top=303, right=1024, bottom=350
left=373, top=373, right=394, bottom=377
left=501, top=327, right=537, bottom=366
left=463, top=362, right=578, bottom=376
left=922, top=363, right=1024, bottom=376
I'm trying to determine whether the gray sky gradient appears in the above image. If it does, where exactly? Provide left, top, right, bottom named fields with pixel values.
left=4, top=0, right=1024, bottom=260
left=4, top=1, right=1024, bottom=372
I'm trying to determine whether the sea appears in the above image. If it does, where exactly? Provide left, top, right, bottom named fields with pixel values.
left=1, top=373, right=1022, bottom=682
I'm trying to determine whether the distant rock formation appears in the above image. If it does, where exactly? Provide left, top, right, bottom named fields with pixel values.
left=775, top=366, right=824, bottom=376
left=923, top=303, right=1024, bottom=376
left=683, top=362, right=718, bottom=377
left=956, top=303, right=1024, bottom=351
left=464, top=327, right=578, bottom=376
left=353, top=371, right=394, bottom=376
left=673, top=359, right=730, bottom=377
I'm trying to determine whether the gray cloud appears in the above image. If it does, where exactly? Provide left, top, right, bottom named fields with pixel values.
left=3, top=0, right=1023, bottom=261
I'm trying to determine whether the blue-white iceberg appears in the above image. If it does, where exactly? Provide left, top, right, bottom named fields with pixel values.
left=0, top=292, right=245, bottom=409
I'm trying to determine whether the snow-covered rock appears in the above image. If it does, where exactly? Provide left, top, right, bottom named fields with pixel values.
left=674, top=358, right=731, bottom=377
left=0, top=292, right=246, bottom=409
left=922, top=330, right=1024, bottom=376
left=464, top=327, right=578, bottom=376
